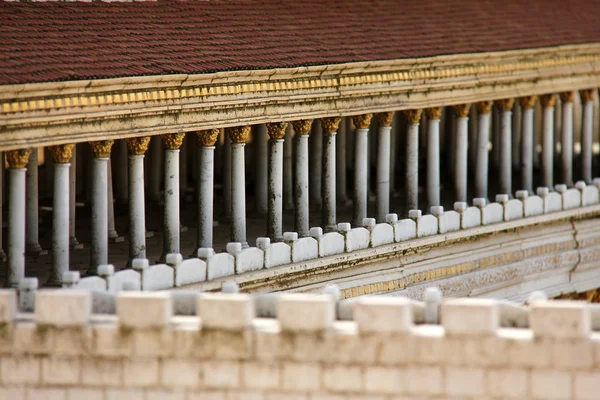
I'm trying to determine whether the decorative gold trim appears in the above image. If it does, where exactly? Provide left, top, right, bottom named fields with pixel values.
left=518, top=96, right=537, bottom=110
left=48, top=144, right=74, bottom=163
left=266, top=122, right=288, bottom=140
left=375, top=112, right=394, bottom=127
left=539, top=94, right=556, bottom=108
left=452, top=104, right=470, bottom=118
left=579, top=88, right=596, bottom=103
left=495, top=98, right=515, bottom=112
left=125, top=137, right=151, bottom=155
left=162, top=132, right=186, bottom=150
left=403, top=109, right=423, bottom=124
left=291, top=120, right=312, bottom=136
left=351, top=114, right=373, bottom=129
left=424, top=107, right=442, bottom=120
left=197, top=129, right=220, bottom=147
left=476, top=101, right=493, bottom=115
left=560, top=91, right=575, bottom=103
left=320, top=117, right=341, bottom=133
left=6, top=149, right=32, bottom=169
left=89, top=140, right=114, bottom=158
left=228, top=126, right=251, bottom=144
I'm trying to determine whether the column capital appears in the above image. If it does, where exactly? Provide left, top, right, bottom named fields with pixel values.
left=162, top=132, right=186, bottom=150
left=351, top=114, right=373, bottom=129
left=424, top=107, right=442, bottom=120
left=6, top=148, right=32, bottom=169
left=495, top=98, right=515, bottom=112
left=197, top=128, right=220, bottom=146
left=539, top=94, right=556, bottom=108
left=375, top=112, right=395, bottom=126
left=518, top=96, right=537, bottom=110
left=125, top=137, right=151, bottom=155
left=402, top=109, right=423, bottom=124
left=89, top=140, right=114, bottom=158
left=452, top=104, right=470, bottom=118
left=579, top=89, right=596, bottom=103
left=476, top=101, right=493, bottom=115
left=266, top=122, right=289, bottom=140
left=227, top=126, right=251, bottom=144
left=560, top=91, right=575, bottom=103
left=320, top=117, right=341, bottom=133
left=48, top=144, right=75, bottom=164
left=291, top=120, right=312, bottom=135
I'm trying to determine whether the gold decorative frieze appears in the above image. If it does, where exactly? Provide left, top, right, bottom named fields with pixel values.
left=266, top=122, right=288, bottom=140
left=125, top=137, right=151, bottom=155
left=291, top=120, right=312, bottom=135
left=6, top=148, right=32, bottom=169
left=228, top=126, right=251, bottom=144
left=375, top=112, right=394, bottom=127
left=197, top=128, right=220, bottom=147
left=89, top=140, right=114, bottom=158
left=320, top=117, right=341, bottom=133
left=351, top=114, right=373, bottom=129
left=162, top=132, right=186, bottom=150
left=48, top=144, right=74, bottom=163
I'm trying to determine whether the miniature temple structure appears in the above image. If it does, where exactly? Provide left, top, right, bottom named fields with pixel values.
left=0, top=0, right=600, bottom=302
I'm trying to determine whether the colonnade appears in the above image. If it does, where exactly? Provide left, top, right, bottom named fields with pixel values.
left=2, top=89, right=599, bottom=287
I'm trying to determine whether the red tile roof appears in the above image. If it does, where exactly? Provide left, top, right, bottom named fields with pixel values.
left=1, top=0, right=599, bottom=85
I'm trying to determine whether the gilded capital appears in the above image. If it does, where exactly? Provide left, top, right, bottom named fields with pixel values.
left=266, top=122, right=289, bottom=140
left=518, top=96, right=537, bottom=110
left=228, top=126, right=251, bottom=144
left=539, top=94, right=556, bottom=109
left=89, top=140, right=114, bottom=158
left=162, top=133, right=186, bottom=150
left=197, top=128, right=220, bottom=147
left=291, top=120, right=312, bottom=136
left=351, top=114, right=373, bottom=129
left=48, top=144, right=75, bottom=164
left=475, top=101, right=493, bottom=115
left=580, top=89, right=596, bottom=103
left=452, top=104, right=470, bottom=118
left=560, top=91, right=575, bottom=103
left=320, top=117, right=341, bottom=133
left=125, top=137, right=151, bottom=155
left=495, top=98, right=515, bottom=112
left=375, top=112, right=395, bottom=127
left=6, top=149, right=32, bottom=169
left=402, top=109, right=423, bottom=124
left=425, top=107, right=442, bottom=120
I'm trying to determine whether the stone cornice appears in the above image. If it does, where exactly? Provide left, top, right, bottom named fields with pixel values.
left=1, top=43, right=600, bottom=150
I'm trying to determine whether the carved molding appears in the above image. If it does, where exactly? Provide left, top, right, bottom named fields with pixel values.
left=197, top=128, right=220, bottom=147
left=48, top=144, right=74, bottom=163
left=375, top=112, right=394, bottom=126
left=125, top=137, right=151, bottom=155
left=424, top=107, right=442, bottom=120
left=320, top=117, right=341, bottom=133
left=495, top=98, right=515, bottom=112
left=89, top=140, right=114, bottom=158
left=403, top=109, right=423, bottom=124
left=162, top=132, right=185, bottom=150
left=351, top=114, right=373, bottom=129
left=291, top=120, right=312, bottom=136
left=452, top=104, right=471, bottom=118
left=266, top=122, right=288, bottom=140
left=228, top=126, right=251, bottom=144
left=539, top=94, right=556, bottom=109
left=6, top=149, right=32, bottom=169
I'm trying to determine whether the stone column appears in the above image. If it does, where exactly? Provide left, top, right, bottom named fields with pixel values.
left=283, top=124, right=294, bottom=211
left=48, top=144, right=74, bottom=285
left=495, top=99, right=515, bottom=196
left=403, top=109, right=422, bottom=212
left=69, top=146, right=82, bottom=250
left=519, top=96, right=537, bottom=194
left=580, top=89, right=595, bottom=183
left=309, top=120, right=323, bottom=207
left=376, top=112, right=394, bottom=221
left=6, top=149, right=32, bottom=287
left=254, top=124, right=268, bottom=214
left=425, top=107, right=442, bottom=208
left=351, top=114, right=373, bottom=226
left=228, top=126, right=251, bottom=246
left=148, top=135, right=162, bottom=204
left=321, top=117, right=341, bottom=232
left=336, top=117, right=350, bottom=204
left=125, top=137, right=151, bottom=261
left=196, top=129, right=220, bottom=250
left=560, top=91, right=575, bottom=186
left=160, top=132, right=186, bottom=260
left=89, top=141, right=113, bottom=274
left=291, top=120, right=312, bottom=237
left=25, top=149, right=46, bottom=256
left=539, top=94, right=556, bottom=189
left=266, top=122, right=288, bottom=241
left=452, top=104, right=470, bottom=203
left=475, top=101, right=493, bottom=200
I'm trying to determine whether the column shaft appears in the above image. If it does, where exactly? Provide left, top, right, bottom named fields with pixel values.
left=542, top=106, right=555, bottom=188
left=283, top=125, right=294, bottom=211
left=376, top=125, right=392, bottom=221
left=581, top=100, right=594, bottom=183
left=561, top=100, right=574, bottom=186
left=231, top=143, right=247, bottom=246
left=353, top=128, right=369, bottom=226
left=521, top=108, right=534, bottom=193
left=426, top=118, right=441, bottom=207
left=322, top=131, right=337, bottom=231
left=25, top=150, right=44, bottom=254
left=475, top=112, right=491, bottom=199
left=500, top=110, right=513, bottom=195
left=8, top=168, right=26, bottom=287
left=294, top=130, right=310, bottom=237
left=406, top=122, right=419, bottom=211
left=69, top=147, right=81, bottom=249
left=129, top=155, right=146, bottom=260
left=163, top=149, right=180, bottom=255
left=197, top=146, right=215, bottom=249
left=90, top=158, right=109, bottom=272
left=51, top=163, right=70, bottom=283
left=454, top=117, right=469, bottom=202
left=268, top=139, right=284, bottom=241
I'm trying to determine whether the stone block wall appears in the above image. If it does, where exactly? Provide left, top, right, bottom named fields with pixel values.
left=0, top=289, right=599, bottom=399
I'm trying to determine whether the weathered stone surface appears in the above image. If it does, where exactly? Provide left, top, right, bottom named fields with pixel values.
left=285, top=235, right=318, bottom=263
left=235, top=247, right=264, bottom=274
left=109, top=269, right=141, bottom=293
left=76, top=276, right=108, bottom=291
left=524, top=195, right=544, bottom=217
left=175, top=258, right=207, bottom=287
left=545, top=192, right=563, bottom=213
left=462, top=207, right=482, bottom=229
left=257, top=239, right=291, bottom=269
left=339, top=225, right=370, bottom=252
left=142, top=264, right=175, bottom=291
left=437, top=210, right=460, bottom=234
left=482, top=203, right=503, bottom=225
left=198, top=249, right=235, bottom=281
left=582, top=185, right=599, bottom=206
left=441, top=298, right=499, bottom=336
left=504, top=199, right=524, bottom=221
left=394, top=218, right=417, bottom=242
left=277, top=294, right=335, bottom=332
left=116, top=292, right=172, bottom=328
left=416, top=214, right=438, bottom=237
left=318, top=232, right=345, bottom=257
left=197, top=293, right=254, bottom=330
left=370, top=222, right=394, bottom=247
left=562, top=188, right=582, bottom=210
left=530, top=301, right=590, bottom=339
left=35, top=290, right=91, bottom=327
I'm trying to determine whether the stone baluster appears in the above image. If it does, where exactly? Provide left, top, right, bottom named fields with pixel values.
left=580, top=89, right=595, bottom=183
left=291, top=120, right=312, bottom=237
left=6, top=149, right=32, bottom=287
left=196, top=129, right=219, bottom=251
left=496, top=99, right=515, bottom=196
left=160, top=132, right=186, bottom=261
left=376, top=112, right=394, bottom=221
left=321, top=117, right=341, bottom=232
left=89, top=141, right=113, bottom=274
left=519, top=96, right=537, bottom=194
left=425, top=107, right=442, bottom=208
left=125, top=136, right=151, bottom=261
left=228, top=126, right=251, bottom=247
left=351, top=114, right=373, bottom=226
left=25, top=148, right=46, bottom=256
left=452, top=104, right=470, bottom=203
left=266, top=122, right=288, bottom=241
left=48, top=144, right=74, bottom=284
left=475, top=101, right=493, bottom=200
left=560, top=91, right=575, bottom=186
left=539, top=94, right=556, bottom=189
